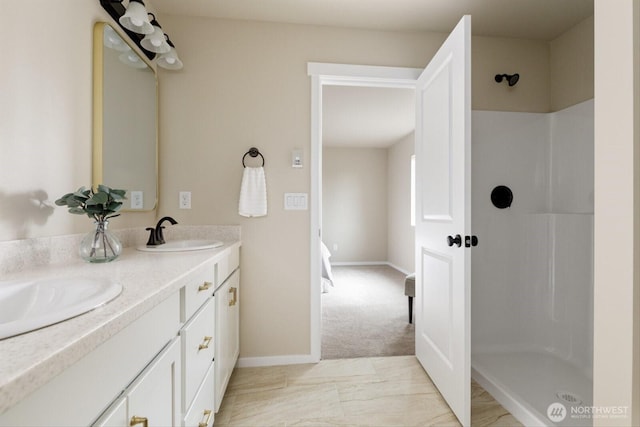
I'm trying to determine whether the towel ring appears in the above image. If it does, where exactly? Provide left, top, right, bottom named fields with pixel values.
left=242, top=147, right=265, bottom=167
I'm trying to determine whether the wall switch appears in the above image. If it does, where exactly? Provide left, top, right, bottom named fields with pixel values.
left=284, top=193, right=308, bottom=210
left=332, top=243, right=338, bottom=252
left=292, top=149, right=303, bottom=168
left=179, top=191, right=191, bottom=209
left=130, top=191, right=143, bottom=209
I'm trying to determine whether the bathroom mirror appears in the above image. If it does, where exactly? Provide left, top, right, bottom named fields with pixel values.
left=92, top=22, right=158, bottom=211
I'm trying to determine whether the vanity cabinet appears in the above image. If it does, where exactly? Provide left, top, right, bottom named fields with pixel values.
left=0, top=243, right=240, bottom=427
left=214, top=250, right=240, bottom=412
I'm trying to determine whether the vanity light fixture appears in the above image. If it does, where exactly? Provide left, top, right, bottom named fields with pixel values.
left=140, top=14, right=171, bottom=54
left=118, top=0, right=153, bottom=35
left=100, top=0, right=183, bottom=70
left=157, top=38, right=183, bottom=70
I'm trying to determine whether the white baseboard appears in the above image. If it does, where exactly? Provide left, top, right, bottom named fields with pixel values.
left=330, top=261, right=412, bottom=276
left=237, top=354, right=319, bottom=368
left=331, top=261, right=387, bottom=267
left=386, top=262, right=412, bottom=275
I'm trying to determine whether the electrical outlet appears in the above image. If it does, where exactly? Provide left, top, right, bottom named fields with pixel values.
left=130, top=191, right=143, bottom=209
left=179, top=191, right=191, bottom=209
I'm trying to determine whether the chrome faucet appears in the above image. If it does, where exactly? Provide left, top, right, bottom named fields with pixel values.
left=145, top=216, right=178, bottom=246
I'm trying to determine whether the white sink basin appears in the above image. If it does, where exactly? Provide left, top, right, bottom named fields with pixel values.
left=0, top=277, right=122, bottom=340
left=137, top=239, right=224, bottom=252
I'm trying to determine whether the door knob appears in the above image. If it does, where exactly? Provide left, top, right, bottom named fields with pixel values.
left=447, top=234, right=462, bottom=247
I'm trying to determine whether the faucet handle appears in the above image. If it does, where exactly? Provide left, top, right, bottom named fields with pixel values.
left=145, top=227, right=159, bottom=246
left=156, top=226, right=166, bottom=244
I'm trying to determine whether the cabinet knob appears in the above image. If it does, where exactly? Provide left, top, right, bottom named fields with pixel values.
left=198, top=281, right=212, bottom=292
left=130, top=416, right=148, bottom=427
left=198, top=409, right=213, bottom=427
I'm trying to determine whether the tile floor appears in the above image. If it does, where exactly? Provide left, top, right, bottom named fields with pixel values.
left=215, top=356, right=522, bottom=426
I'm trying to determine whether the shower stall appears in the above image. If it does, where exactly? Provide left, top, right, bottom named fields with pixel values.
left=471, top=100, right=594, bottom=426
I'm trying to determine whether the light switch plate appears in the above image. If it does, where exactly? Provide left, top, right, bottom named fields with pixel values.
left=284, top=193, right=308, bottom=210
left=292, top=149, right=303, bottom=168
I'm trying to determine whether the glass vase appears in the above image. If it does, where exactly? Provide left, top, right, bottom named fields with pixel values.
left=79, top=219, right=122, bottom=263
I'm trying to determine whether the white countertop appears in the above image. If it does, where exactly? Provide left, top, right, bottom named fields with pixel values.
left=0, top=241, right=240, bottom=414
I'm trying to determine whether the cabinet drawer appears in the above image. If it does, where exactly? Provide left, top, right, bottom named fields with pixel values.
left=183, top=363, right=215, bottom=427
left=182, top=260, right=216, bottom=322
left=217, top=245, right=239, bottom=285
left=181, top=296, right=215, bottom=408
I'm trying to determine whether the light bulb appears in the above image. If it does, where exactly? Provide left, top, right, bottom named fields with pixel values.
left=152, top=39, right=162, bottom=47
left=166, top=57, right=176, bottom=64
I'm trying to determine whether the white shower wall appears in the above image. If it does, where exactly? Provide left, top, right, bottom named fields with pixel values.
left=471, top=100, right=594, bottom=423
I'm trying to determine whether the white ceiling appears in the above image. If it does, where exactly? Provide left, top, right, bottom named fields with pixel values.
left=151, top=0, right=593, bottom=149
left=152, top=0, right=593, bottom=41
left=322, top=86, right=415, bottom=148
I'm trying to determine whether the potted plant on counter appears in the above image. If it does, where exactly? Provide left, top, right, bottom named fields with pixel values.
left=55, top=185, right=126, bottom=263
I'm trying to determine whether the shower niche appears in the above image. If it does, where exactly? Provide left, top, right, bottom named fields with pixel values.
left=470, top=99, right=594, bottom=426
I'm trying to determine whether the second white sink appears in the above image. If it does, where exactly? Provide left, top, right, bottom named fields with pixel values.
left=137, top=239, right=224, bottom=252
left=0, top=277, right=122, bottom=340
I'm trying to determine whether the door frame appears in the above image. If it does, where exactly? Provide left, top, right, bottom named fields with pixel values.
left=307, top=62, right=422, bottom=361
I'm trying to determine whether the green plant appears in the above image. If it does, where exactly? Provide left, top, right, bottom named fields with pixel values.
left=55, top=185, right=127, bottom=222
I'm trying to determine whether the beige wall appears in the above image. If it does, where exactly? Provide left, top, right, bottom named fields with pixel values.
left=593, top=1, right=640, bottom=425
left=322, top=135, right=414, bottom=272
left=387, top=133, right=415, bottom=273
left=472, top=36, right=550, bottom=112
left=550, top=16, right=594, bottom=111
left=0, top=2, right=156, bottom=241
left=322, top=147, right=388, bottom=263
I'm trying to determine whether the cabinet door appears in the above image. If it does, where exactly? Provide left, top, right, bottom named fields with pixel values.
left=128, top=338, right=182, bottom=427
left=214, top=270, right=240, bottom=412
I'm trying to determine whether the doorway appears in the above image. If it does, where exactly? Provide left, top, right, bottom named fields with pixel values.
left=319, top=84, right=416, bottom=359
left=307, top=63, right=422, bottom=362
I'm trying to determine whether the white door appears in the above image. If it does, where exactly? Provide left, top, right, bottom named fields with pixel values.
left=414, top=15, right=471, bottom=426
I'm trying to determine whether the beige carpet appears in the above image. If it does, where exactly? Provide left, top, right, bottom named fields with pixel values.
left=321, top=265, right=415, bottom=359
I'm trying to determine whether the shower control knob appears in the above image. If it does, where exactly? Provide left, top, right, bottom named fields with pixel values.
left=447, top=234, right=462, bottom=247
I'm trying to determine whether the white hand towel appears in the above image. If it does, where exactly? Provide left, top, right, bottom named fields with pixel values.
left=239, top=166, right=267, bottom=217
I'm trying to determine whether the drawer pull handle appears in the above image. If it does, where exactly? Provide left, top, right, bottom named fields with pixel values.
left=198, top=336, right=213, bottom=350
left=229, top=286, right=238, bottom=306
left=198, top=409, right=213, bottom=427
left=130, top=416, right=148, bottom=427
left=198, top=281, right=212, bottom=292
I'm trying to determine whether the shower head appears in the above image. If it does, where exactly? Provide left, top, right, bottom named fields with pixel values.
left=495, top=73, right=520, bottom=87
